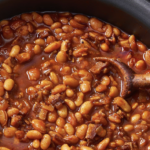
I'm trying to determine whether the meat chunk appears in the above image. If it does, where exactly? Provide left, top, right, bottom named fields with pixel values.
left=90, top=61, right=109, bottom=74
left=48, top=93, right=64, bottom=109
left=122, top=142, right=133, bottom=150
left=85, top=124, right=98, bottom=139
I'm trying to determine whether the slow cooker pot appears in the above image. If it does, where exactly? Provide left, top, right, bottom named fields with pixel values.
left=0, top=0, right=150, bottom=46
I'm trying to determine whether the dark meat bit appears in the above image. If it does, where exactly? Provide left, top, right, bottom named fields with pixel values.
left=85, top=124, right=98, bottom=139
left=52, top=134, right=68, bottom=145
left=90, top=61, right=109, bottom=74
left=48, top=93, right=64, bottom=108
left=122, top=142, right=133, bottom=150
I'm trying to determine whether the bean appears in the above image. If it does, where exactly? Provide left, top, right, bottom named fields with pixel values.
left=59, top=17, right=68, bottom=24
left=16, top=25, right=29, bottom=36
left=41, top=134, right=51, bottom=150
left=115, top=139, right=124, bottom=146
left=73, top=29, right=84, bottom=36
left=108, top=113, right=121, bottom=123
left=109, top=86, right=119, bottom=97
left=76, top=124, right=88, bottom=140
left=55, top=126, right=66, bottom=137
left=80, top=81, right=91, bottom=93
left=90, top=18, right=103, bottom=32
left=61, top=144, right=70, bottom=150
left=51, top=22, right=62, bottom=30
left=16, top=52, right=31, bottom=63
left=75, top=112, right=84, bottom=124
left=135, top=60, right=146, bottom=70
left=33, top=140, right=40, bottom=149
left=41, top=80, right=53, bottom=90
left=60, top=40, right=69, bottom=51
left=15, top=130, right=25, bottom=139
left=101, top=76, right=110, bottom=85
left=0, top=110, right=7, bottom=126
left=26, top=130, right=43, bottom=139
left=44, top=41, right=61, bottom=53
left=144, top=50, right=150, bottom=66
left=32, top=12, right=43, bottom=23
left=131, top=114, right=141, bottom=124
left=132, top=102, right=138, bottom=110
left=101, top=43, right=109, bottom=52
left=67, top=112, right=77, bottom=127
left=1, top=20, right=9, bottom=27
left=61, top=66, right=71, bottom=75
left=21, top=13, right=32, bottom=22
left=2, top=26, right=14, bottom=39
left=70, top=19, right=85, bottom=29
left=32, top=119, right=46, bottom=133
left=96, top=84, right=107, bottom=93
left=41, top=103, right=54, bottom=112
left=113, top=97, right=131, bottom=112
left=46, top=36, right=56, bottom=44
left=56, top=51, right=67, bottom=63
left=39, top=109, right=47, bottom=120
left=131, top=133, right=139, bottom=142
left=73, top=47, right=88, bottom=57
left=64, top=135, right=79, bottom=144
left=66, top=89, right=74, bottom=97
left=48, top=110, right=58, bottom=123
left=2, top=63, right=12, bottom=73
left=34, top=45, right=41, bottom=54
left=80, top=141, right=87, bottom=146
left=50, top=72, right=59, bottom=85
left=4, top=79, right=14, bottom=91
left=97, top=138, right=110, bottom=150
left=58, top=105, right=68, bottom=118
left=139, top=138, right=147, bottom=147
left=27, top=68, right=40, bottom=81
left=43, top=14, right=53, bottom=25
left=0, top=82, right=4, bottom=96
left=142, top=111, right=150, bottom=122
left=4, top=127, right=17, bottom=138
left=78, top=69, right=93, bottom=81
left=80, top=146, right=93, bottom=150
left=105, top=24, right=113, bottom=38
left=7, top=107, right=19, bottom=117
left=65, top=99, right=76, bottom=110
left=63, top=76, right=79, bottom=88
left=74, top=15, right=89, bottom=24
left=134, top=124, right=148, bottom=132
left=137, top=41, right=147, bottom=52
left=113, top=27, right=120, bottom=36
left=55, top=28, right=63, bottom=34
left=119, top=39, right=130, bottom=48
left=27, top=22, right=34, bottom=33
left=56, top=117, right=66, bottom=127
left=123, top=124, right=134, bottom=132
left=96, top=126, right=106, bottom=137
left=62, top=25, right=74, bottom=33
left=64, top=123, right=75, bottom=135
left=129, top=35, right=137, bottom=51
left=51, top=84, right=66, bottom=95
left=80, top=101, right=93, bottom=115
left=34, top=38, right=45, bottom=46
left=9, top=45, right=20, bottom=57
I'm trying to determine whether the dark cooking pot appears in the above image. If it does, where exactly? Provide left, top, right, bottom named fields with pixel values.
left=0, top=0, right=150, bottom=47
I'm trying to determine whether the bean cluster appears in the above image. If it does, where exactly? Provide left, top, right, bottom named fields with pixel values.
left=0, top=12, right=150, bottom=150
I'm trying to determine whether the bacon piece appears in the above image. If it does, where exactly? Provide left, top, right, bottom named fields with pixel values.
left=90, top=61, right=109, bottom=74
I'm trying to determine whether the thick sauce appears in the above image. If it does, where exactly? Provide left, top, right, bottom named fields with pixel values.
left=0, top=12, right=150, bottom=150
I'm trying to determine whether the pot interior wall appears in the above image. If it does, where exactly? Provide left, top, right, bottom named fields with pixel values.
left=0, top=0, right=150, bottom=47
